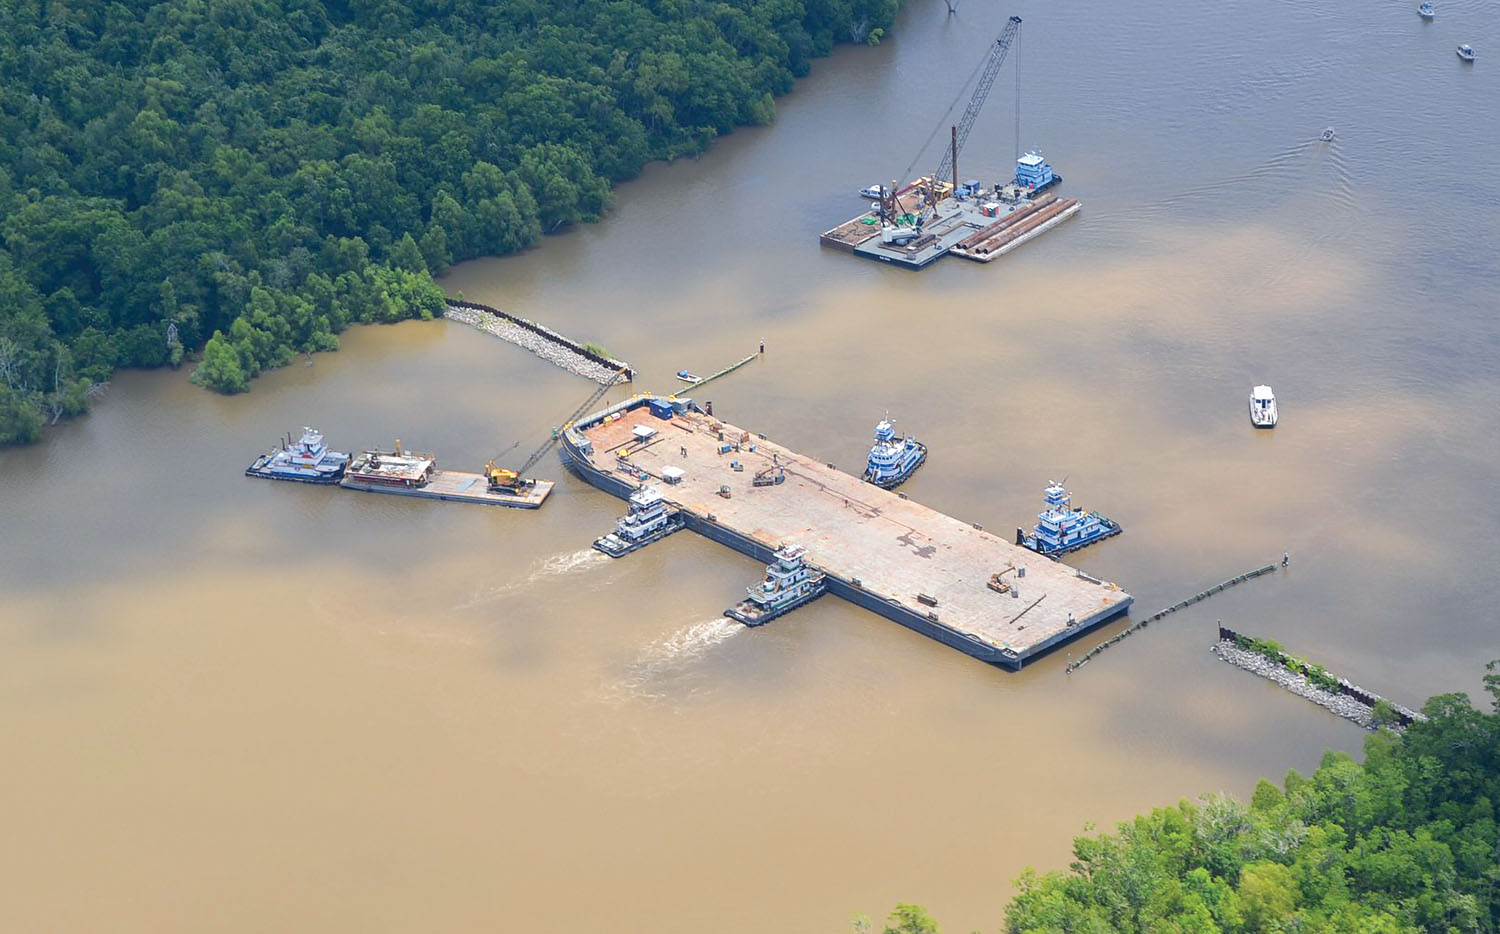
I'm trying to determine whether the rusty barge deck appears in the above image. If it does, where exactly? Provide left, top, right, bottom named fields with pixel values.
left=563, top=398, right=1131, bottom=669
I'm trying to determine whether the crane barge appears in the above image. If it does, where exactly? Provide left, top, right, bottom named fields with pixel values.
left=332, top=370, right=627, bottom=509
left=820, top=15, right=1080, bottom=268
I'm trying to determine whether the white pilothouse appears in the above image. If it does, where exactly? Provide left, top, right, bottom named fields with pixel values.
left=1249, top=385, right=1279, bottom=428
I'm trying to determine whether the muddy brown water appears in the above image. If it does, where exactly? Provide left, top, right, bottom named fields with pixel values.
left=3, top=0, right=1498, bottom=929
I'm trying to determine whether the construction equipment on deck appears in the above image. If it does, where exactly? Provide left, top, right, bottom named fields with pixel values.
left=484, top=460, right=534, bottom=494
left=931, top=16, right=1022, bottom=203
left=490, top=367, right=629, bottom=491
left=881, top=16, right=1022, bottom=233
left=753, top=457, right=785, bottom=487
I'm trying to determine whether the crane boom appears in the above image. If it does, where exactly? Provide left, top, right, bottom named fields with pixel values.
left=932, top=15, right=1021, bottom=192
left=514, top=368, right=628, bottom=478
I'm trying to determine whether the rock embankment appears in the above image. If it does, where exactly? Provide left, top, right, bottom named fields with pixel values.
left=1212, top=640, right=1423, bottom=731
left=443, top=303, right=628, bottom=385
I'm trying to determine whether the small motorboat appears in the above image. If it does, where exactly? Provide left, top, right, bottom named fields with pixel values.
left=1249, top=385, right=1279, bottom=428
left=1457, top=44, right=1475, bottom=62
left=858, top=184, right=884, bottom=199
left=675, top=369, right=701, bottom=384
left=1320, top=127, right=1335, bottom=142
left=1418, top=2, right=1435, bottom=19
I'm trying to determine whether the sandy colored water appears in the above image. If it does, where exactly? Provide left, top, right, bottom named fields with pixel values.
left=3, top=0, right=1497, bottom=929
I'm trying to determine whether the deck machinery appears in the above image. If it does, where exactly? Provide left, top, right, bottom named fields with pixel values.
left=820, top=15, right=1079, bottom=269
left=485, top=367, right=629, bottom=495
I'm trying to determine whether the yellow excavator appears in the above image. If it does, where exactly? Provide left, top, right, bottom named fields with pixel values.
left=484, top=459, right=535, bottom=494
left=484, top=367, right=629, bottom=495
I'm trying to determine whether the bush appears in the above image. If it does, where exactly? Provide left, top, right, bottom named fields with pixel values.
left=0, top=385, right=44, bottom=445
left=1371, top=698, right=1400, bottom=727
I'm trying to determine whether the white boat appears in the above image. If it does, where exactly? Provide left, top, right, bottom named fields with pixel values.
left=675, top=369, right=701, bottom=383
left=1418, top=3, right=1435, bottom=19
left=1320, top=127, right=1335, bottom=142
left=859, top=184, right=884, bottom=199
left=724, top=543, right=827, bottom=626
left=1249, top=385, right=1278, bottom=428
left=593, top=485, right=684, bottom=557
left=1457, top=44, right=1475, bottom=62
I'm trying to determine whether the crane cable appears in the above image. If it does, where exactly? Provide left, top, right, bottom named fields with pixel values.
left=896, top=41, right=993, bottom=188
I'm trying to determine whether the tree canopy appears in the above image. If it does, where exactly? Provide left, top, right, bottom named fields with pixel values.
left=0, top=0, right=900, bottom=443
left=868, top=663, right=1500, bottom=933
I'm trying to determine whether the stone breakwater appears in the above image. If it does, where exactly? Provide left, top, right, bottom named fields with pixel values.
left=443, top=301, right=633, bottom=385
left=1211, top=640, right=1424, bottom=731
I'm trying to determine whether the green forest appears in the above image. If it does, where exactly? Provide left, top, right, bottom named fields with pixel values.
left=864, top=663, right=1500, bottom=934
left=0, top=0, right=900, bottom=444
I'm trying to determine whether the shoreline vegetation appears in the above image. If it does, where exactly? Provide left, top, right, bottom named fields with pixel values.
left=0, top=0, right=901, bottom=445
left=861, top=662, right=1500, bottom=934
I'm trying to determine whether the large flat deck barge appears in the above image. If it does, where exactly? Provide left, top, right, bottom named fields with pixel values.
left=562, top=398, right=1131, bottom=669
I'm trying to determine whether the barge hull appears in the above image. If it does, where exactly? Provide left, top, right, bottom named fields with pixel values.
left=340, top=470, right=553, bottom=508
left=563, top=399, right=1132, bottom=670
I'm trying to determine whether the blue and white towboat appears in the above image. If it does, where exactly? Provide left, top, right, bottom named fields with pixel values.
left=593, top=485, right=685, bottom=557
left=725, top=543, right=827, bottom=626
left=245, top=427, right=349, bottom=484
left=863, top=416, right=927, bottom=489
left=1017, top=481, right=1122, bottom=557
left=1015, top=150, right=1062, bottom=194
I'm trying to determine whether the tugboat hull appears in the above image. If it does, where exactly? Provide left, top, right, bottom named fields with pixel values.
left=592, top=516, right=686, bottom=558
left=725, top=582, right=827, bottom=626
left=244, top=427, right=350, bottom=484
left=1022, top=518, right=1122, bottom=557
left=244, top=464, right=346, bottom=484
left=863, top=441, right=928, bottom=489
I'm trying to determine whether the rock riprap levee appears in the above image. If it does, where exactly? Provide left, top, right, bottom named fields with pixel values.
left=443, top=304, right=628, bottom=385
left=1211, top=640, right=1423, bottom=731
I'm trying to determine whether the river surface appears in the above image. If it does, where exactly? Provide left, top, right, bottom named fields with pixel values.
left=3, top=0, right=1498, bottom=930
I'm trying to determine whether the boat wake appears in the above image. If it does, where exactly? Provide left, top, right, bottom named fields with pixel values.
left=609, top=617, right=743, bottom=702
left=1315, top=141, right=1358, bottom=211
left=1141, top=139, right=1320, bottom=213
left=454, top=548, right=609, bottom=609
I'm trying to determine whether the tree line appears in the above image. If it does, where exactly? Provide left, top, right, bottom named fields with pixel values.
left=862, top=661, right=1500, bottom=933
left=0, top=0, right=900, bottom=444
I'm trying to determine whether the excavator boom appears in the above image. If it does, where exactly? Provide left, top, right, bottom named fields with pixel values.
left=509, top=367, right=629, bottom=480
